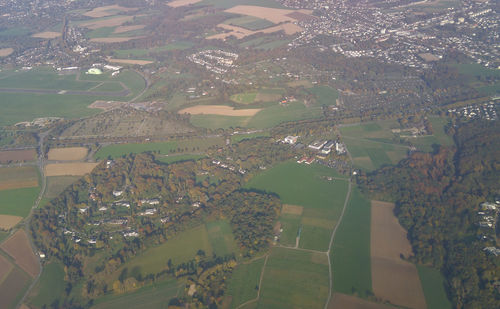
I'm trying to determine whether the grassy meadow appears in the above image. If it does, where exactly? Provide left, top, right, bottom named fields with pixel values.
left=0, top=187, right=40, bottom=217
left=28, top=262, right=65, bottom=308
left=226, top=257, right=266, bottom=308
left=417, top=265, right=452, bottom=309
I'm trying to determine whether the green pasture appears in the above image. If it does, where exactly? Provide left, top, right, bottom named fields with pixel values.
left=0, top=68, right=97, bottom=90
left=45, top=176, right=80, bottom=199
left=28, top=262, right=65, bottom=308
left=257, top=247, right=329, bottom=308
left=417, top=265, right=452, bottom=309
left=113, top=41, right=195, bottom=59
left=231, top=132, right=269, bottom=143
left=155, top=154, right=206, bottom=165
left=230, top=92, right=258, bottom=104
left=0, top=187, right=40, bottom=217
left=92, top=278, right=181, bottom=309
left=224, top=16, right=274, bottom=31
left=331, top=187, right=372, bottom=298
left=206, top=220, right=238, bottom=257
left=227, top=257, right=266, bottom=308
left=308, top=85, right=339, bottom=106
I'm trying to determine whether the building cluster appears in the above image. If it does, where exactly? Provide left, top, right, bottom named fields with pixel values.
left=280, top=0, right=499, bottom=70
left=188, top=50, right=239, bottom=75
left=477, top=201, right=500, bottom=256
left=447, top=101, right=498, bottom=121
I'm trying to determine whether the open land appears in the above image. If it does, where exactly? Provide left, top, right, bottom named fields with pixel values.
left=329, top=293, right=393, bottom=309
left=417, top=265, right=452, bottom=309
left=371, top=200, right=426, bottom=309
left=246, top=162, right=348, bottom=251
left=0, top=48, right=14, bottom=57
left=45, top=162, right=99, bottom=176
left=0, top=215, right=23, bottom=230
left=167, top=0, right=203, bottom=7
left=226, top=257, right=266, bottom=308
left=0, top=166, right=38, bottom=191
left=224, top=5, right=311, bottom=24
left=207, top=22, right=302, bottom=40
left=83, top=5, right=138, bottom=18
left=31, top=32, right=60, bottom=39
left=47, top=147, right=88, bottom=161
left=90, top=36, right=146, bottom=43
left=0, top=267, right=31, bottom=309
left=108, top=58, right=154, bottom=65
left=331, top=187, right=372, bottom=298
left=0, top=149, right=36, bottom=163
left=27, top=262, right=65, bottom=309
left=0, top=254, right=13, bottom=282
left=257, top=247, right=329, bottom=308
left=1, top=230, right=40, bottom=277
left=80, top=16, right=136, bottom=30
left=179, top=105, right=261, bottom=116
left=45, top=176, right=80, bottom=198
left=114, top=25, right=146, bottom=33
left=0, top=187, right=40, bottom=217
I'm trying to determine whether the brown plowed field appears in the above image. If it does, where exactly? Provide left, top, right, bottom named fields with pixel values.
left=47, top=147, right=88, bottom=161
left=207, top=22, right=302, bottom=40
left=45, top=163, right=99, bottom=176
left=224, top=5, right=311, bottom=24
left=0, top=48, right=14, bottom=57
left=1, top=230, right=40, bottom=277
left=0, top=215, right=23, bottom=230
left=83, top=5, right=137, bottom=18
left=31, top=32, right=60, bottom=39
left=0, top=254, right=13, bottom=283
left=90, top=36, right=145, bottom=43
left=178, top=105, right=261, bottom=116
left=81, top=16, right=135, bottom=29
left=329, top=293, right=393, bottom=309
left=0, top=149, right=36, bottom=163
left=370, top=200, right=426, bottom=309
left=0, top=267, right=30, bottom=309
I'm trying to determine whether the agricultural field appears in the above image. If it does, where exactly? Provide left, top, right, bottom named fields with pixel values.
left=206, top=220, right=238, bottom=257
left=47, top=147, right=88, bottom=161
left=328, top=293, right=393, bottom=309
left=28, top=262, right=65, bottom=308
left=95, top=137, right=223, bottom=160
left=0, top=166, right=38, bottom=191
left=226, top=257, right=266, bottom=308
left=112, top=41, right=195, bottom=59
left=340, top=121, right=409, bottom=171
left=190, top=101, right=322, bottom=129
left=45, top=163, right=99, bottom=176
left=0, top=266, right=32, bottom=309
left=199, top=0, right=286, bottom=9
left=179, top=105, right=262, bottom=116
left=370, top=201, right=426, bottom=309
left=256, top=247, right=329, bottom=308
left=307, top=85, right=339, bottom=106
left=0, top=48, right=14, bottom=57
left=155, top=154, right=206, bottom=165
left=45, top=176, right=80, bottom=199
left=417, top=265, right=452, bottom=309
left=0, top=69, right=145, bottom=126
left=107, top=225, right=213, bottom=282
left=245, top=162, right=348, bottom=251
left=0, top=215, right=23, bottom=230
left=0, top=230, right=40, bottom=277
left=223, top=15, right=275, bottom=31
left=91, top=278, right=181, bottom=309
left=0, top=187, right=40, bottom=218
left=331, top=187, right=372, bottom=298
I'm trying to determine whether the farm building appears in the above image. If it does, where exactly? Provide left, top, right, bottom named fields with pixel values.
left=284, top=136, right=299, bottom=144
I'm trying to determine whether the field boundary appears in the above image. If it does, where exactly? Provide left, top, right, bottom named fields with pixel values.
left=235, top=254, right=268, bottom=309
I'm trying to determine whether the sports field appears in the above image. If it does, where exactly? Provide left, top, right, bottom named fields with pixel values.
left=331, top=187, right=372, bottom=298
left=256, top=247, right=329, bottom=308
left=246, top=162, right=348, bottom=251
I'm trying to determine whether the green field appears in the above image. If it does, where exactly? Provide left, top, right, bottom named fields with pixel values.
left=0, top=231, right=9, bottom=243
left=96, top=137, right=223, bottom=160
left=110, top=225, right=212, bottom=281
left=331, top=187, right=372, bottom=298
left=0, top=69, right=145, bottom=126
left=113, top=41, right=195, bottom=59
left=45, top=176, right=80, bottom=199
left=257, top=247, right=329, bottom=308
left=308, top=85, right=339, bottom=106
left=254, top=39, right=290, bottom=50
left=0, top=187, right=39, bottom=217
left=341, top=121, right=409, bottom=171
left=246, top=162, right=348, bottom=251
left=231, top=132, right=269, bottom=143
left=224, top=16, right=275, bottom=31
left=454, top=63, right=500, bottom=79
left=92, top=278, right=181, bottom=309
left=227, top=257, right=266, bottom=308
left=28, top=262, right=65, bottom=308
left=417, top=265, right=452, bottom=309
left=199, top=0, right=285, bottom=9
left=206, top=220, right=238, bottom=257
left=230, top=92, right=258, bottom=104
left=155, top=154, right=206, bottom=165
